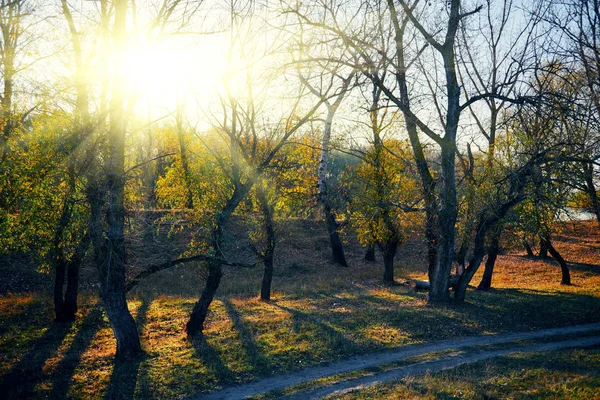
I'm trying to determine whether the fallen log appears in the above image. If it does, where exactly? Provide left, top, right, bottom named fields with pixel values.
left=412, top=275, right=460, bottom=292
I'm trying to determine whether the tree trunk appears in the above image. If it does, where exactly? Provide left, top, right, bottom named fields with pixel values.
left=318, top=103, right=348, bottom=268
left=364, top=245, right=376, bottom=262
left=186, top=262, right=222, bottom=336
left=0, top=1, right=16, bottom=162
left=381, top=240, right=398, bottom=283
left=257, top=184, right=275, bottom=302
left=429, top=141, right=457, bottom=304
left=187, top=185, right=252, bottom=336
left=428, top=1, right=462, bottom=304
left=52, top=171, right=76, bottom=322
left=63, top=232, right=90, bottom=321
left=583, top=162, right=600, bottom=227
left=64, top=262, right=80, bottom=321
left=523, top=240, right=534, bottom=256
left=53, top=258, right=67, bottom=322
left=538, top=238, right=548, bottom=258
left=97, top=0, right=141, bottom=358
left=385, top=0, right=439, bottom=287
left=454, top=221, right=487, bottom=303
left=260, top=256, right=274, bottom=302
left=324, top=205, right=348, bottom=267
left=454, top=192, right=524, bottom=302
left=454, top=240, right=468, bottom=276
left=477, top=235, right=499, bottom=291
left=543, top=237, right=571, bottom=285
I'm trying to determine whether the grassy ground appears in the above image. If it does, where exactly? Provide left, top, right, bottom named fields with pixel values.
left=334, top=348, right=600, bottom=400
left=0, top=220, right=599, bottom=399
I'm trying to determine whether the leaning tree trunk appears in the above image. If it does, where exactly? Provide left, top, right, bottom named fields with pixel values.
left=543, top=237, right=571, bottom=285
left=186, top=261, right=222, bottom=336
left=454, top=216, right=488, bottom=303
left=454, top=188, right=526, bottom=302
left=187, top=185, right=251, bottom=337
left=477, top=234, right=500, bottom=291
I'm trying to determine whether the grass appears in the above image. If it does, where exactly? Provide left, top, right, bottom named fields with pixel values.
left=0, top=220, right=599, bottom=399
left=334, top=348, right=600, bottom=400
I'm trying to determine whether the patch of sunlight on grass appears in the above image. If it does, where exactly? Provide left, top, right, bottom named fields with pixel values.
left=369, top=288, right=419, bottom=304
left=363, top=324, right=411, bottom=346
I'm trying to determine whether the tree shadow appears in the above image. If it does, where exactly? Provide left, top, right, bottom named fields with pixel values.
left=273, top=303, right=359, bottom=354
left=0, top=317, right=73, bottom=399
left=222, top=298, right=271, bottom=374
left=192, top=335, right=236, bottom=385
left=462, top=288, right=600, bottom=332
left=103, top=297, right=151, bottom=400
left=567, top=261, right=600, bottom=274
left=49, top=304, right=104, bottom=399
left=0, top=297, right=48, bottom=337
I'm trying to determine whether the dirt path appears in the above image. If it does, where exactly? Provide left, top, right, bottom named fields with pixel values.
left=192, top=322, right=600, bottom=400
left=282, top=336, right=600, bottom=400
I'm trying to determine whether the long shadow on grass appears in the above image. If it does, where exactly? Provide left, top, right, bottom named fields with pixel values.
left=567, top=261, right=600, bottom=274
left=0, top=316, right=72, bottom=399
left=192, top=336, right=236, bottom=385
left=458, top=288, right=600, bottom=332
left=222, top=299, right=271, bottom=375
left=49, top=303, right=104, bottom=399
left=0, top=297, right=48, bottom=337
left=273, top=303, right=359, bottom=357
left=103, top=297, right=152, bottom=400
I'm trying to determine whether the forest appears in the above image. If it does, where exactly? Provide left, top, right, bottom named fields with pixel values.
left=1, top=0, right=600, bottom=399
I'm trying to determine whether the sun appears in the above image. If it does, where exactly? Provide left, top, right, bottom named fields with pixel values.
left=122, top=33, right=229, bottom=116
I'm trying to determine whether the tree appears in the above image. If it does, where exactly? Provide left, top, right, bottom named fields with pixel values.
left=0, top=0, right=40, bottom=160
left=543, top=0, right=600, bottom=225
left=185, top=5, right=327, bottom=336
left=454, top=0, right=539, bottom=290
left=294, top=35, right=356, bottom=266
left=91, top=0, right=143, bottom=358
left=345, top=79, right=421, bottom=283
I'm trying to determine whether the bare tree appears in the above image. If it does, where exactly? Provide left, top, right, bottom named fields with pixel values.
left=454, top=0, right=539, bottom=290
left=287, top=0, right=546, bottom=302
left=544, top=0, right=600, bottom=225
left=291, top=14, right=359, bottom=267
left=186, top=5, right=327, bottom=336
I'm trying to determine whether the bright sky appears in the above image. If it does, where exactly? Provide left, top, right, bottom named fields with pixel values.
left=123, top=32, right=230, bottom=120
